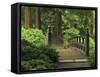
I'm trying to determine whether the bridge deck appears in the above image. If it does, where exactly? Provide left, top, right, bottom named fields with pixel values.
left=55, top=46, right=87, bottom=61
left=54, top=46, right=90, bottom=68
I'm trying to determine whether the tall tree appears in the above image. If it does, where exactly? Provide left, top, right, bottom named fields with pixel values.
left=24, top=7, right=32, bottom=28
left=55, top=11, right=62, bottom=36
left=35, top=7, right=41, bottom=29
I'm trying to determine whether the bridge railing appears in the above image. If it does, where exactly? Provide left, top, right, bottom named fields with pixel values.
left=68, top=29, right=89, bottom=57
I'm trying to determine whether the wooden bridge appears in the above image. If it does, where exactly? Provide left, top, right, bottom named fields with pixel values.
left=46, top=11, right=90, bottom=68
left=56, top=46, right=90, bottom=68
left=48, top=28, right=90, bottom=68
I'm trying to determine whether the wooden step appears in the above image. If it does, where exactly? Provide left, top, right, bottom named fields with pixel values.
left=57, top=62, right=90, bottom=69
left=59, top=59, right=88, bottom=63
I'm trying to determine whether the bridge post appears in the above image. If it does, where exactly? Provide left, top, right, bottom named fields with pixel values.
left=79, top=37, right=81, bottom=49
left=48, top=26, right=52, bottom=45
left=85, top=29, right=89, bottom=57
left=82, top=37, right=85, bottom=51
left=72, top=37, right=73, bottom=46
left=82, top=38, right=84, bottom=44
left=73, top=37, right=75, bottom=46
left=76, top=36, right=78, bottom=48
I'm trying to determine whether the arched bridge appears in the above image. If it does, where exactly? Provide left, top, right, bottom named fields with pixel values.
left=48, top=28, right=90, bottom=68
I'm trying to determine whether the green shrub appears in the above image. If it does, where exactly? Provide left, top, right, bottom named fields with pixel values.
left=21, top=39, right=58, bottom=62
left=88, top=37, right=95, bottom=66
left=21, top=27, right=47, bottom=47
left=63, top=28, right=79, bottom=48
left=21, top=59, right=56, bottom=71
left=21, top=39, right=39, bottom=60
left=21, top=27, right=58, bottom=70
left=63, top=27, right=80, bottom=39
left=21, top=39, right=58, bottom=70
left=39, top=45, right=59, bottom=63
left=21, top=60, right=32, bottom=70
left=30, top=59, right=56, bottom=70
left=21, top=40, right=58, bottom=63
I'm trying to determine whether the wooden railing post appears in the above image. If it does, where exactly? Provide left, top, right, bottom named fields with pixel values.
left=68, top=31, right=89, bottom=55
left=82, top=37, right=84, bottom=44
left=82, top=37, right=85, bottom=51
left=72, top=37, right=73, bottom=46
left=48, top=26, right=52, bottom=45
left=79, top=37, right=81, bottom=49
left=76, top=36, right=78, bottom=48
left=73, top=37, right=75, bottom=46
left=85, top=29, right=89, bottom=56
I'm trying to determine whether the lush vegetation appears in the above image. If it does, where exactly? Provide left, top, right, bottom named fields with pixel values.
left=21, top=27, right=47, bottom=46
left=21, top=6, right=96, bottom=70
left=88, top=38, right=95, bottom=66
left=21, top=28, right=58, bottom=71
left=63, top=28, right=80, bottom=48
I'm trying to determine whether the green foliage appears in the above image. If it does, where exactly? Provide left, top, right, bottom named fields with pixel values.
left=39, top=45, right=59, bottom=63
left=30, top=59, right=55, bottom=70
left=21, top=60, right=32, bottom=70
left=40, top=8, right=56, bottom=33
left=21, top=27, right=58, bottom=70
left=21, top=39, right=58, bottom=62
left=21, top=39, right=58, bottom=70
left=21, top=27, right=47, bottom=47
left=61, top=9, right=95, bottom=37
left=21, top=7, right=96, bottom=68
left=88, top=37, right=95, bottom=66
left=63, top=28, right=79, bottom=38
left=63, top=28, right=79, bottom=48
left=21, top=59, right=56, bottom=71
left=89, top=38, right=95, bottom=51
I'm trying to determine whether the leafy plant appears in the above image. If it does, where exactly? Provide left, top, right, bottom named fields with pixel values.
left=39, top=45, right=59, bottom=63
left=21, top=59, right=56, bottom=71
left=21, top=60, right=32, bottom=70
left=21, top=39, right=58, bottom=63
left=21, top=27, right=47, bottom=47
left=63, top=28, right=79, bottom=37
left=21, top=39, right=58, bottom=70
left=63, top=28, right=79, bottom=48
left=88, top=37, right=95, bottom=66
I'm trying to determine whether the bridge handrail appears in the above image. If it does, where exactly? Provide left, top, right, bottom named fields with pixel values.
left=68, top=29, right=89, bottom=57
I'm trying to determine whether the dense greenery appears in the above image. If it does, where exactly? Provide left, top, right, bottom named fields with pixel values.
left=21, top=39, right=58, bottom=62
left=21, top=27, right=47, bottom=46
left=21, top=59, right=55, bottom=70
left=63, top=28, right=80, bottom=48
left=21, top=6, right=96, bottom=70
left=21, top=33, right=58, bottom=70
left=88, top=38, right=95, bottom=66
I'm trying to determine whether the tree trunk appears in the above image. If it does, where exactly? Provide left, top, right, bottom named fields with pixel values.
left=35, top=8, right=41, bottom=29
left=24, top=7, right=32, bottom=28
left=52, top=11, right=62, bottom=45
left=55, top=11, right=62, bottom=36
